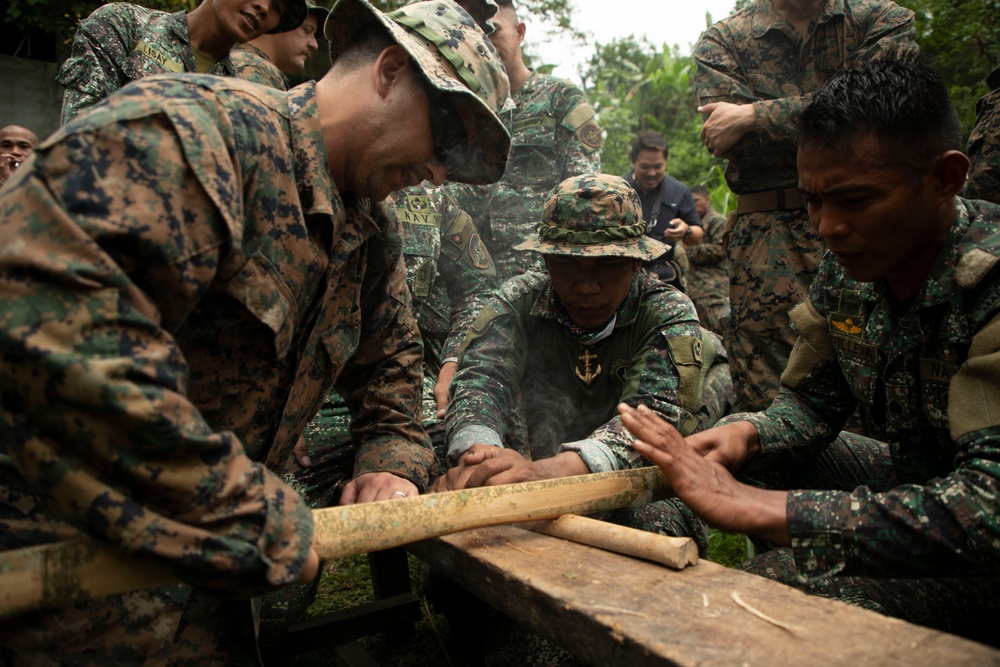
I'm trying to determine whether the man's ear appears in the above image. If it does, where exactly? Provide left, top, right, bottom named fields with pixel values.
left=374, top=44, right=411, bottom=98
left=515, top=20, right=526, bottom=44
left=932, top=149, right=971, bottom=200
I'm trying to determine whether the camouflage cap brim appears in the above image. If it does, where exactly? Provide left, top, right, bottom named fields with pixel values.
left=514, top=234, right=670, bottom=260
left=326, top=0, right=511, bottom=185
left=269, top=0, right=308, bottom=33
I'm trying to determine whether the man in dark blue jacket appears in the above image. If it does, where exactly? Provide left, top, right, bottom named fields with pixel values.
left=624, top=130, right=703, bottom=290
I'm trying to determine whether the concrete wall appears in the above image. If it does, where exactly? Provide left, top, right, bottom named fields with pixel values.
left=0, top=54, right=64, bottom=141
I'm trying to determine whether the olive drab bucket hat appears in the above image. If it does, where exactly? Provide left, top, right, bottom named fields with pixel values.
left=515, top=174, right=671, bottom=260
left=325, top=0, right=512, bottom=185
left=269, top=0, right=308, bottom=34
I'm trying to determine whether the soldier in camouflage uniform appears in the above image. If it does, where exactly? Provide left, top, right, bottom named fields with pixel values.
left=57, top=0, right=307, bottom=124
left=288, top=184, right=498, bottom=509
left=449, top=0, right=602, bottom=281
left=431, top=173, right=731, bottom=666
left=0, top=0, right=511, bottom=662
left=684, top=185, right=729, bottom=334
left=436, top=174, right=733, bottom=538
left=231, top=2, right=328, bottom=91
left=694, top=0, right=918, bottom=411
left=966, top=56, right=1000, bottom=204
left=623, top=57, right=1000, bottom=647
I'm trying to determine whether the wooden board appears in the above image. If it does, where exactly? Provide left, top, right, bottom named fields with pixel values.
left=410, top=526, right=1000, bottom=667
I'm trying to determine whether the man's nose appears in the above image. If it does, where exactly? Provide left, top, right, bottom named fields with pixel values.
left=573, top=278, right=600, bottom=294
left=426, top=161, right=449, bottom=186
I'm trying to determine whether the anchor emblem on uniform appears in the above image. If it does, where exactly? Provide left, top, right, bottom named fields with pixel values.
left=576, top=347, right=601, bottom=385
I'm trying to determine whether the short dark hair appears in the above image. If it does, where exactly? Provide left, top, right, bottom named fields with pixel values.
left=690, top=185, right=709, bottom=197
left=798, top=55, right=961, bottom=171
left=630, top=130, right=668, bottom=162
left=333, top=24, right=395, bottom=71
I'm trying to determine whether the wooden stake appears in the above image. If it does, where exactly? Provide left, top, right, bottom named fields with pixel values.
left=0, top=467, right=670, bottom=619
left=525, top=514, right=698, bottom=569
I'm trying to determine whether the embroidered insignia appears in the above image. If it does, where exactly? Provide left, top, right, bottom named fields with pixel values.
left=831, top=315, right=862, bottom=336
left=576, top=347, right=602, bottom=385
left=413, top=258, right=432, bottom=297
left=468, top=233, right=491, bottom=269
left=691, top=338, right=704, bottom=364
left=578, top=120, right=603, bottom=150
left=133, top=40, right=184, bottom=73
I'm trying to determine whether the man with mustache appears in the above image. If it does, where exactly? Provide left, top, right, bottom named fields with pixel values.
left=232, top=1, right=329, bottom=90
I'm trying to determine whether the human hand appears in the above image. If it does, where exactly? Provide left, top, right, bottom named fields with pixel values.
left=431, top=444, right=534, bottom=491
left=622, top=403, right=790, bottom=543
left=0, top=153, right=18, bottom=184
left=298, top=548, right=321, bottom=584
left=685, top=420, right=760, bottom=474
left=293, top=434, right=312, bottom=467
left=697, top=102, right=755, bottom=157
left=339, top=472, right=419, bottom=505
left=434, top=361, right=458, bottom=418
left=664, top=218, right=689, bottom=242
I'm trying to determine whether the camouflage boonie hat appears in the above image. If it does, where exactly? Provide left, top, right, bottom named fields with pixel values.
left=326, top=0, right=512, bottom=185
left=270, top=0, right=308, bottom=34
left=515, top=174, right=671, bottom=260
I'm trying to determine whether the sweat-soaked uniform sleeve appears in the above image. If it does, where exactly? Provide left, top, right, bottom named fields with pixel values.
left=0, top=115, right=313, bottom=594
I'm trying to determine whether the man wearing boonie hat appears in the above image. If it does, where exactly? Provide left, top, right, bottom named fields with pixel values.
left=0, top=0, right=510, bottom=663
left=436, top=174, right=732, bottom=539
left=232, top=1, right=330, bottom=90
left=57, top=0, right=309, bottom=123
left=431, top=173, right=731, bottom=661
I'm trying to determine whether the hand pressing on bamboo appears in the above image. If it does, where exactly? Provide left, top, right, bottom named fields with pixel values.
left=432, top=443, right=589, bottom=491
left=341, top=472, right=419, bottom=504
left=618, top=403, right=790, bottom=546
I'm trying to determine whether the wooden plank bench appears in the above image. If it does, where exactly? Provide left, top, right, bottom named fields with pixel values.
left=410, top=525, right=1000, bottom=666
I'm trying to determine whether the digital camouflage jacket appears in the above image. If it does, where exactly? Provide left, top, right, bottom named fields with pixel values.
left=0, top=75, right=434, bottom=598
left=446, top=272, right=708, bottom=470
left=693, top=0, right=917, bottom=194
left=446, top=70, right=602, bottom=279
left=231, top=42, right=290, bottom=91
left=57, top=4, right=239, bottom=124
left=966, top=62, right=1000, bottom=205
left=724, top=198, right=1000, bottom=579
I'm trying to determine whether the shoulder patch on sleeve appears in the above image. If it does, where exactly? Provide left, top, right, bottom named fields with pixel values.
left=665, top=334, right=705, bottom=412
left=563, top=100, right=597, bottom=131
left=956, top=248, right=1000, bottom=289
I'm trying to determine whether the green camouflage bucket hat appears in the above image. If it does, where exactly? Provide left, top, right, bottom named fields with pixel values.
left=325, top=0, right=512, bottom=184
left=270, top=0, right=308, bottom=34
left=515, top=174, right=671, bottom=260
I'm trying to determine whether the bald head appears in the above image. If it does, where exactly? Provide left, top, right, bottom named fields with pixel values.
left=0, top=125, right=38, bottom=161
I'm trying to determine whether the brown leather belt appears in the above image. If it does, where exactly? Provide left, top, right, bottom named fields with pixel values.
left=736, top=188, right=806, bottom=214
